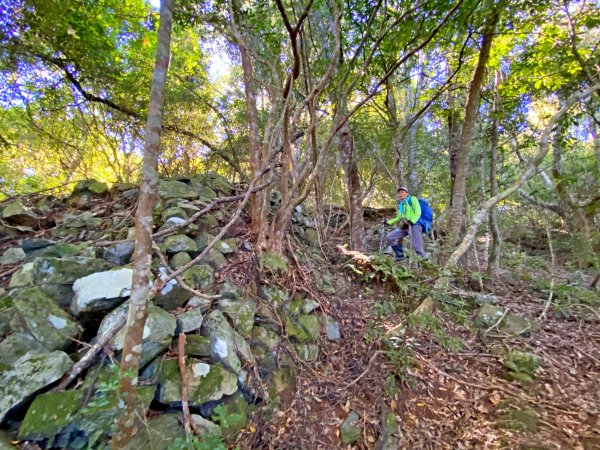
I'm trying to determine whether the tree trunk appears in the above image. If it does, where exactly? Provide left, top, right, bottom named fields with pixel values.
left=447, top=7, right=501, bottom=249
left=487, top=70, right=501, bottom=277
left=111, top=0, right=173, bottom=447
left=230, top=0, right=265, bottom=245
left=340, top=122, right=366, bottom=251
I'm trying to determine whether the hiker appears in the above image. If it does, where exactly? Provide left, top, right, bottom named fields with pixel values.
left=383, top=186, right=426, bottom=260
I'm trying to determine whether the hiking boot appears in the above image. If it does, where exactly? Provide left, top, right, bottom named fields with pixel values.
left=391, top=244, right=404, bottom=261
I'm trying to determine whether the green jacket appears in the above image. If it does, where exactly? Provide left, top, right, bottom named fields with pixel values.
left=387, top=196, right=421, bottom=226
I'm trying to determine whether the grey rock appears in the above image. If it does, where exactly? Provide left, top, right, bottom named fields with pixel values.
left=158, top=180, right=198, bottom=199
left=325, top=316, right=341, bottom=341
left=98, top=304, right=176, bottom=367
left=125, top=414, right=183, bottom=450
left=0, top=333, right=49, bottom=364
left=71, top=268, right=133, bottom=316
left=0, top=350, right=73, bottom=423
left=163, top=234, right=197, bottom=254
left=156, top=359, right=237, bottom=406
left=103, top=241, right=135, bottom=265
left=176, top=308, right=204, bottom=333
left=161, top=206, right=189, bottom=222
left=217, top=297, right=257, bottom=338
left=187, top=296, right=213, bottom=312
left=1, top=201, right=40, bottom=227
left=11, top=287, right=81, bottom=351
left=21, top=238, right=55, bottom=253
left=340, top=411, right=362, bottom=445
left=0, top=248, right=26, bottom=265
left=475, top=304, right=532, bottom=336
left=169, top=251, right=192, bottom=269
left=190, top=415, right=222, bottom=437
left=203, top=248, right=227, bottom=270
left=201, top=310, right=253, bottom=376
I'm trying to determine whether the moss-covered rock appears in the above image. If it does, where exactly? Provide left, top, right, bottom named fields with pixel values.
left=183, top=264, right=214, bottom=291
left=169, top=251, right=192, bottom=269
left=11, top=287, right=81, bottom=351
left=340, top=411, right=362, bottom=445
left=156, top=359, right=238, bottom=407
left=504, top=350, right=541, bottom=383
left=497, top=408, right=539, bottom=432
left=98, top=304, right=176, bottom=367
left=124, top=414, right=184, bottom=450
left=163, top=234, right=197, bottom=254
left=185, top=334, right=211, bottom=357
left=158, top=179, right=198, bottom=199
left=217, top=296, right=257, bottom=338
left=259, top=252, right=288, bottom=274
left=0, top=350, right=73, bottom=423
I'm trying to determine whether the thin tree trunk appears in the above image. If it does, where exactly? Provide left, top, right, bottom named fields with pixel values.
left=111, top=0, right=173, bottom=447
left=487, top=70, right=501, bottom=277
left=340, top=122, right=366, bottom=251
left=448, top=6, right=501, bottom=249
left=229, top=0, right=264, bottom=244
left=445, top=85, right=600, bottom=268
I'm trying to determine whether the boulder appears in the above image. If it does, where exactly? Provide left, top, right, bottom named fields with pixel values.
left=294, top=343, right=319, bottom=362
left=103, top=241, right=135, bottom=265
left=1, top=201, right=40, bottom=227
left=71, top=268, right=133, bottom=317
left=202, top=249, right=227, bottom=270
left=0, top=248, right=25, bottom=265
left=169, top=251, right=192, bottom=269
left=184, top=334, right=211, bottom=357
left=176, top=307, right=204, bottom=333
left=190, top=415, right=222, bottom=437
left=11, top=287, right=81, bottom=351
left=10, top=256, right=106, bottom=308
left=163, top=234, right=197, bottom=254
left=201, top=310, right=253, bottom=376
left=72, top=179, right=108, bottom=194
left=0, top=333, right=49, bottom=364
left=340, top=411, right=362, bottom=445
left=124, top=414, right=183, bottom=450
left=156, top=359, right=237, bottom=407
left=19, top=385, right=155, bottom=448
left=21, top=238, right=55, bottom=254
left=59, top=211, right=102, bottom=229
left=0, top=350, right=73, bottom=423
left=161, top=206, right=189, bottom=222
left=97, top=304, right=176, bottom=367
left=474, top=304, right=532, bottom=336
left=217, top=296, right=257, bottom=338
left=158, top=180, right=198, bottom=200
left=504, top=350, right=541, bottom=383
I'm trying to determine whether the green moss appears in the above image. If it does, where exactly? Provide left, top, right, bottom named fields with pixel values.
left=258, top=252, right=288, bottom=273
left=19, top=390, right=84, bottom=440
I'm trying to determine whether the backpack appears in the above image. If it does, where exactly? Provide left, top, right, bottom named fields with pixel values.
left=408, top=197, right=433, bottom=233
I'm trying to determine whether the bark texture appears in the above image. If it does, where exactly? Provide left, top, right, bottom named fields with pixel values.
left=340, top=122, right=366, bottom=251
left=111, top=1, right=173, bottom=446
left=447, top=7, right=501, bottom=249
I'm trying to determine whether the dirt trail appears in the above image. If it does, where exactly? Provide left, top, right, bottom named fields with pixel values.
left=240, top=239, right=600, bottom=449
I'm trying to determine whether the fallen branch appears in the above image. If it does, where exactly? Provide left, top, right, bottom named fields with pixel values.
left=178, top=333, right=193, bottom=435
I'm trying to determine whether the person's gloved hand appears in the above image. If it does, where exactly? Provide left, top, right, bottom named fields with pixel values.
left=382, top=219, right=388, bottom=226
left=400, top=218, right=411, bottom=230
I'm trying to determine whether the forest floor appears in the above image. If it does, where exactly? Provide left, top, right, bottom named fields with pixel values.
left=239, top=221, right=600, bottom=450
left=1, top=209, right=598, bottom=450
